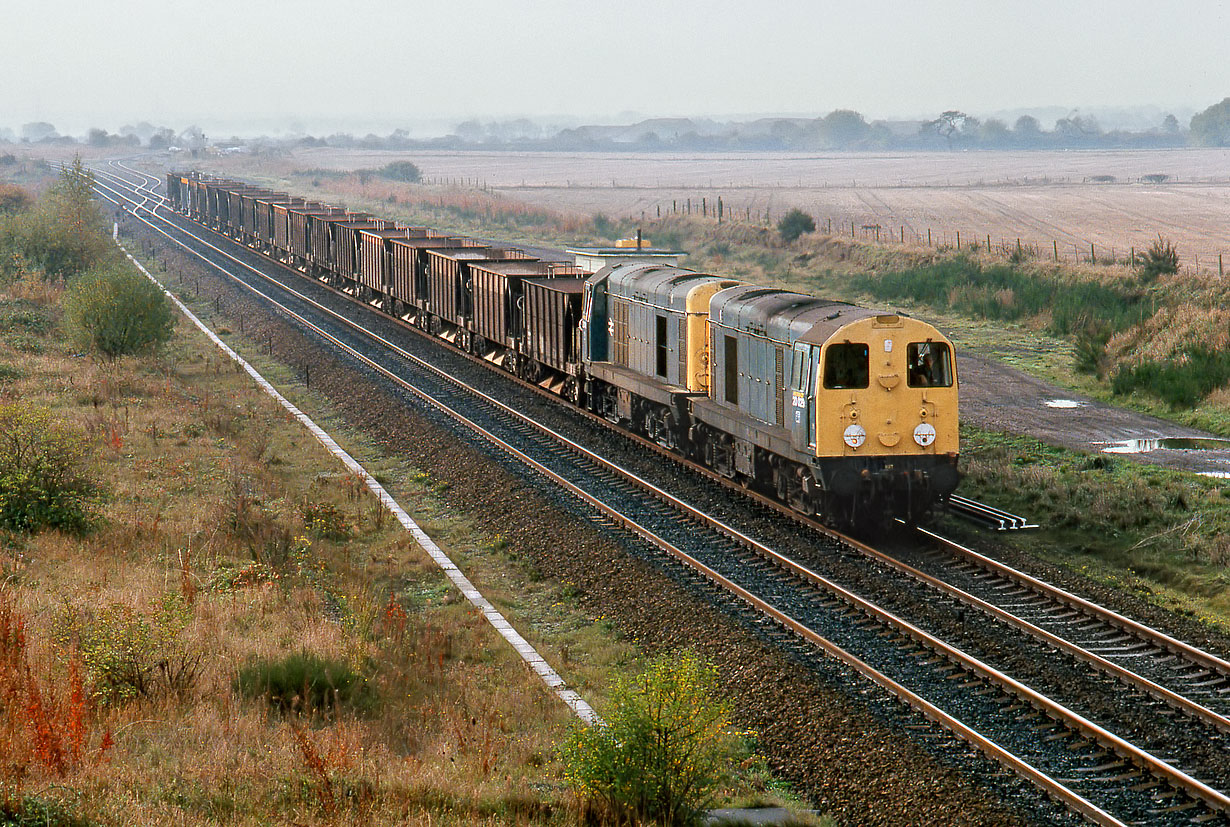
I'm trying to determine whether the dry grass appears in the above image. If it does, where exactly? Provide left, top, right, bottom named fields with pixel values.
left=0, top=276, right=597, bottom=825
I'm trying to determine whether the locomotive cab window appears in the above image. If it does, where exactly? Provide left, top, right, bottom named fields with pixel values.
left=822, top=343, right=869, bottom=389
left=906, top=341, right=953, bottom=387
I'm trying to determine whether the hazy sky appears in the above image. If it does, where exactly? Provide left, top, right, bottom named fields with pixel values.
left=3, top=0, right=1229, bottom=135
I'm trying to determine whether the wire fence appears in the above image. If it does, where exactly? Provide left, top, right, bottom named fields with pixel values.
left=632, top=196, right=1227, bottom=276
left=420, top=176, right=1226, bottom=276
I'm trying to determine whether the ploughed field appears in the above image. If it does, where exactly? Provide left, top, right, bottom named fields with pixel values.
left=295, top=146, right=1230, bottom=266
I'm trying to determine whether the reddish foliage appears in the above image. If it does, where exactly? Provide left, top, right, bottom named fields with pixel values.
left=66, top=657, right=86, bottom=763
left=290, top=724, right=336, bottom=816
left=96, top=730, right=114, bottom=763
left=0, top=593, right=112, bottom=779
left=24, top=666, right=67, bottom=775
left=381, top=594, right=407, bottom=639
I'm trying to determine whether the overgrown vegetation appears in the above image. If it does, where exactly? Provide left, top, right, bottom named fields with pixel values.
left=0, top=796, right=93, bottom=827
left=1111, top=347, right=1230, bottom=408
left=562, top=651, right=736, bottom=826
left=1137, top=235, right=1180, bottom=281
left=848, top=255, right=1153, bottom=337
left=0, top=158, right=110, bottom=283
left=53, top=594, right=200, bottom=705
left=375, top=160, right=421, bottom=183
left=0, top=401, right=97, bottom=533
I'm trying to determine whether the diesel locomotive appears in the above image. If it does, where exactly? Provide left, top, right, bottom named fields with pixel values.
left=165, top=172, right=960, bottom=529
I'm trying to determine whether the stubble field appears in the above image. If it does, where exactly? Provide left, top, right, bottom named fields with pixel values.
left=287, top=146, right=1230, bottom=267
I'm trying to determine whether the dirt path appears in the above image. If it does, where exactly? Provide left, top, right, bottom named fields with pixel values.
left=959, top=352, right=1230, bottom=475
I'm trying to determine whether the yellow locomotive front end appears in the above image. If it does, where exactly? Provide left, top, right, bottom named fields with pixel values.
left=801, top=312, right=960, bottom=525
left=817, top=314, right=958, bottom=459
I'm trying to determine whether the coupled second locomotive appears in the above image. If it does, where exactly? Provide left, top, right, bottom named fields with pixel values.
left=165, top=172, right=960, bottom=529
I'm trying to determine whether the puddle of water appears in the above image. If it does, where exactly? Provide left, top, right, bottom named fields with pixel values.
left=1100, top=437, right=1230, bottom=454
left=1199, top=471, right=1230, bottom=479
left=1045, top=399, right=1087, bottom=408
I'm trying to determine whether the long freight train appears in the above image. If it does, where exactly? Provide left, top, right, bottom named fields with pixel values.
left=165, top=172, right=960, bottom=529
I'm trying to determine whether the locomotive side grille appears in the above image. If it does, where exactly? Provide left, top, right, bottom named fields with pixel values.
left=678, top=320, right=687, bottom=387
left=612, top=299, right=629, bottom=366
left=775, top=346, right=785, bottom=427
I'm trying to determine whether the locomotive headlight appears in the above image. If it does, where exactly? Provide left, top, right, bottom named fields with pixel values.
left=913, top=423, right=936, bottom=447
left=843, top=424, right=866, bottom=448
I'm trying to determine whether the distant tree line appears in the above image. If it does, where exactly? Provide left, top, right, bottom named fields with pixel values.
left=0, top=121, right=207, bottom=151
left=9, top=98, right=1230, bottom=152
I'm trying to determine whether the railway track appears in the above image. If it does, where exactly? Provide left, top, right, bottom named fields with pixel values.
left=947, top=494, right=1038, bottom=529
left=90, top=160, right=1230, bottom=824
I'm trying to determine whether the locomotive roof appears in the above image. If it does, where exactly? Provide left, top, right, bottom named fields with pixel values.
left=599, top=261, right=730, bottom=304
left=711, top=283, right=881, bottom=346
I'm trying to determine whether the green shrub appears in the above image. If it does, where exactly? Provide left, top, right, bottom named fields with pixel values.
left=592, top=213, right=615, bottom=239
left=777, top=209, right=816, bottom=243
left=376, top=161, right=422, bottom=183
left=1137, top=235, right=1179, bottom=281
left=235, top=651, right=372, bottom=714
left=63, top=263, right=174, bottom=359
left=561, top=651, right=735, bottom=826
left=0, top=184, right=32, bottom=215
left=1074, top=323, right=1111, bottom=377
left=1111, top=346, right=1230, bottom=407
left=0, top=159, right=111, bottom=282
left=0, top=401, right=97, bottom=533
left=54, top=593, right=199, bottom=705
left=0, top=303, right=52, bottom=334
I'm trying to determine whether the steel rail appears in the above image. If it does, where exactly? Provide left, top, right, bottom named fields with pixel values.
left=947, top=494, right=1038, bottom=529
left=918, top=525, right=1230, bottom=677
left=88, top=166, right=1228, bottom=821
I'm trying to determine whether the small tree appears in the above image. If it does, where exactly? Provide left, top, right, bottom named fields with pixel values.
left=777, top=208, right=816, bottom=243
left=0, top=402, right=97, bottom=533
left=562, top=651, right=734, bottom=826
left=1138, top=236, right=1179, bottom=281
left=64, top=264, right=175, bottom=359
left=16, top=156, right=112, bottom=280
